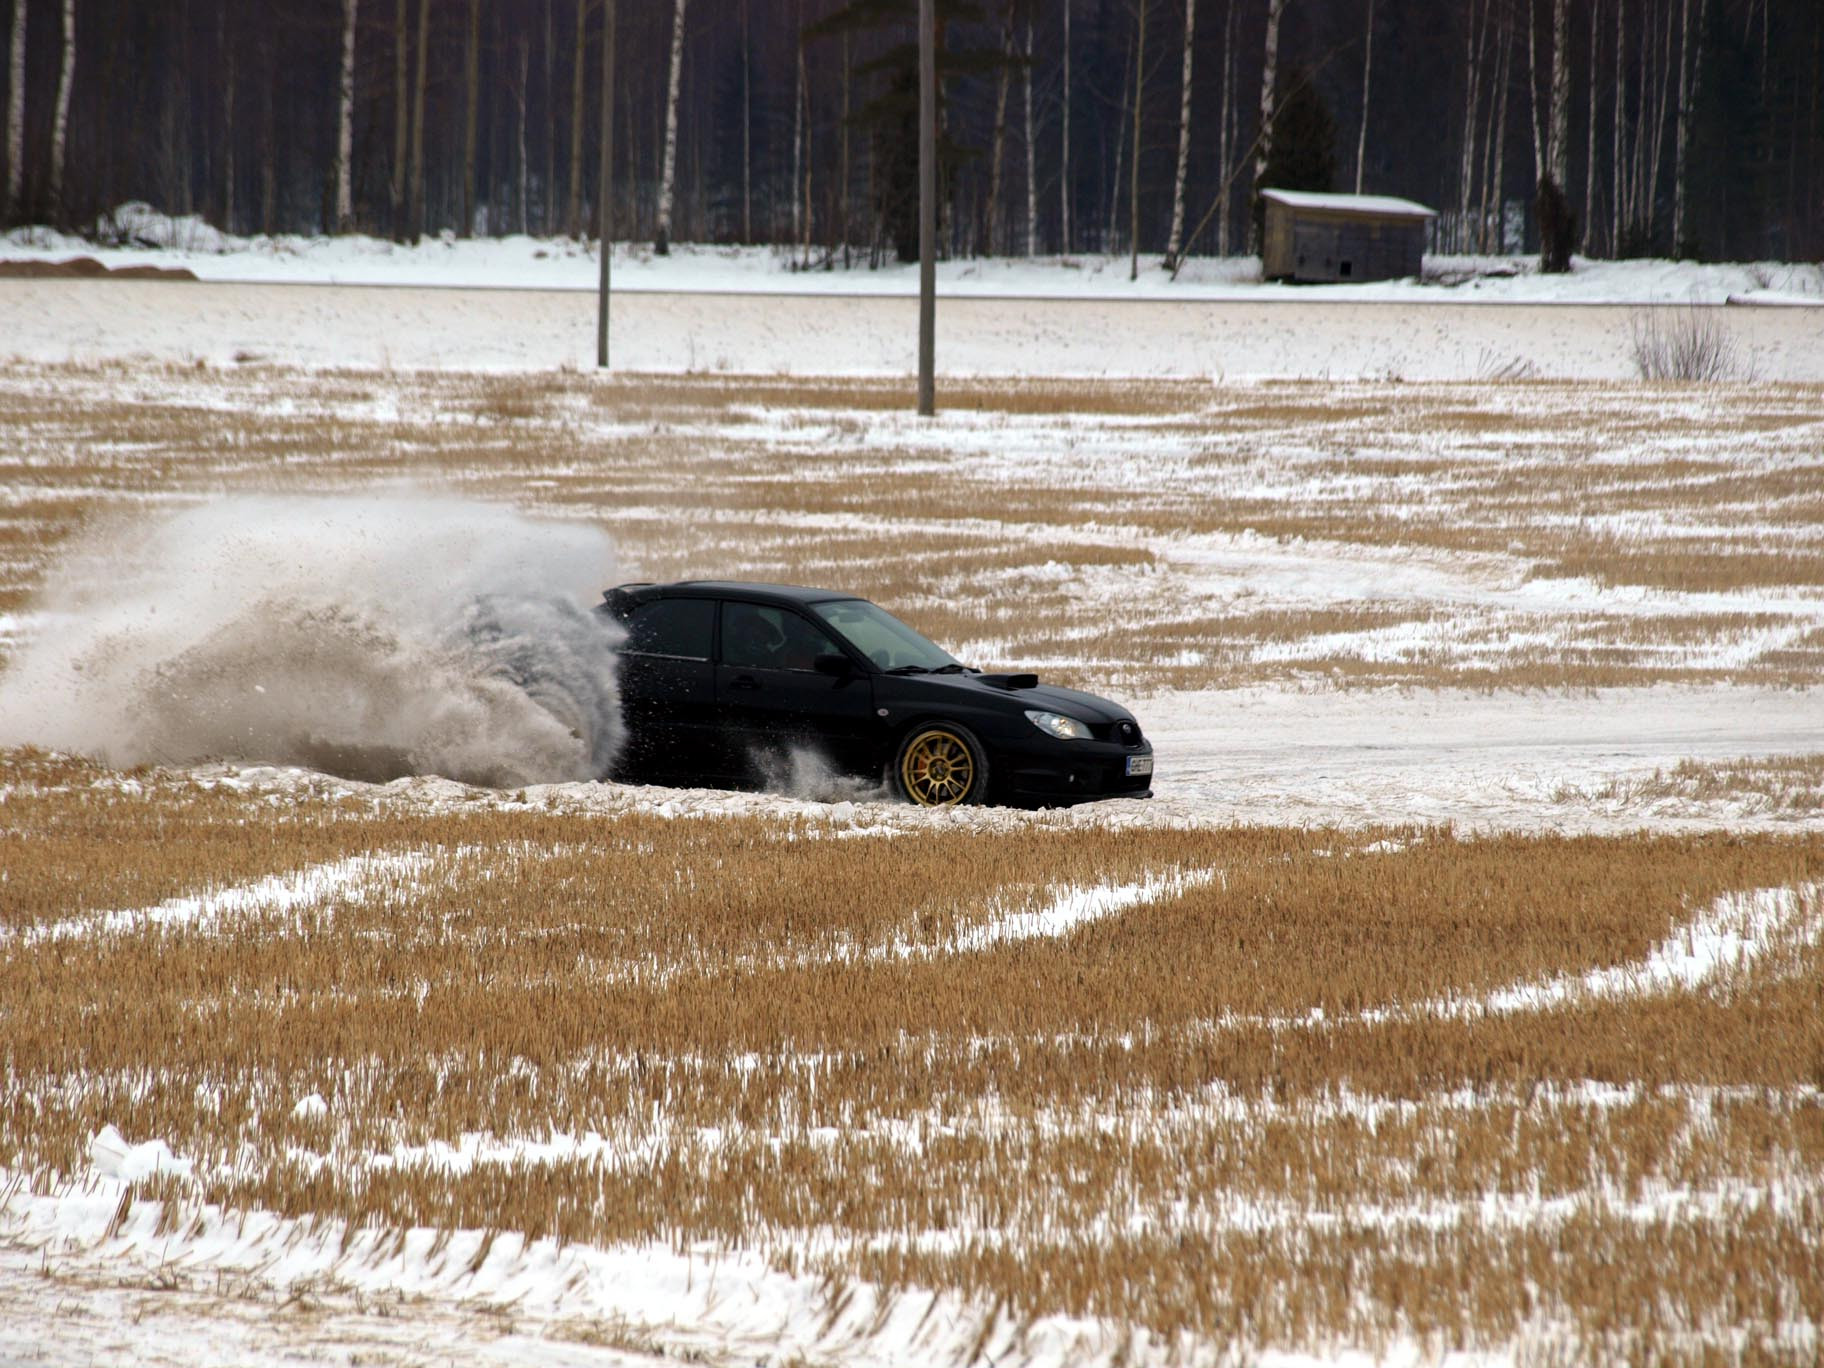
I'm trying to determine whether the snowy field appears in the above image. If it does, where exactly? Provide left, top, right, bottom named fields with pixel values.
left=1, top=259, right=1822, bottom=1366
left=4, top=209, right=1823, bottom=380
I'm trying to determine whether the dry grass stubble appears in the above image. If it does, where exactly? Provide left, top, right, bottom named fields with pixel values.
left=3, top=749, right=1822, bottom=1357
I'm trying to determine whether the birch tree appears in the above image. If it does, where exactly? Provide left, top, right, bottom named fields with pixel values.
left=1353, top=0, right=1373, bottom=193
left=1251, top=0, right=1287, bottom=252
left=654, top=0, right=688, bottom=254
left=1671, top=0, right=1699, bottom=252
left=1059, top=0, right=1070, bottom=252
left=1218, top=0, right=1235, bottom=254
left=1612, top=0, right=1627, bottom=247
left=1548, top=0, right=1569, bottom=185
left=1128, top=0, right=1146, bottom=279
left=1460, top=0, right=1486, bottom=252
left=50, top=0, right=77, bottom=224
left=461, top=0, right=480, bottom=235
left=1023, top=8, right=1036, bottom=255
left=5, top=0, right=26, bottom=221
left=392, top=0, right=408, bottom=237
left=1583, top=0, right=1599, bottom=250
left=407, top=0, right=430, bottom=241
left=1164, top=0, right=1197, bottom=269
left=568, top=0, right=586, bottom=236
left=986, top=0, right=1015, bottom=254
left=334, top=0, right=358, bottom=232
left=219, top=4, right=235, bottom=230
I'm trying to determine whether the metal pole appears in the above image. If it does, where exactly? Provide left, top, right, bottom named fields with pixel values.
left=917, top=0, right=936, bottom=416
left=596, top=0, right=616, bottom=368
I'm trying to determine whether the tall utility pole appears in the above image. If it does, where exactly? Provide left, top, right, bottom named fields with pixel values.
left=917, top=0, right=935, bottom=416
left=597, top=0, right=615, bottom=367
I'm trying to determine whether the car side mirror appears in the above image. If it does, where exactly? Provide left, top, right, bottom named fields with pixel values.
left=813, top=653, right=854, bottom=677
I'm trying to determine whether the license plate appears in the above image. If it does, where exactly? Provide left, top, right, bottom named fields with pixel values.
left=1125, top=754, right=1154, bottom=777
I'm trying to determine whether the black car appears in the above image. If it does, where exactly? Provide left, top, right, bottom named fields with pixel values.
left=601, top=580, right=1154, bottom=807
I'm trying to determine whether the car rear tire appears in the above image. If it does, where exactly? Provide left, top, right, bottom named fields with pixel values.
left=893, top=723, right=989, bottom=806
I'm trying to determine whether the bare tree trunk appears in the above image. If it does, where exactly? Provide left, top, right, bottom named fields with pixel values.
left=335, top=0, right=358, bottom=232
left=1582, top=0, right=1598, bottom=250
left=1106, top=45, right=1127, bottom=252
left=1218, top=0, right=1234, bottom=255
left=1461, top=0, right=1486, bottom=252
left=515, top=38, right=529, bottom=234
left=654, top=0, right=687, bottom=254
left=1023, top=9, right=1036, bottom=256
left=408, top=0, right=429, bottom=240
left=1060, top=0, right=1070, bottom=252
left=798, top=35, right=811, bottom=265
left=1526, top=0, right=1544, bottom=186
left=790, top=17, right=803, bottom=249
left=1644, top=0, right=1674, bottom=241
left=49, top=0, right=77, bottom=224
left=543, top=0, right=555, bottom=232
left=597, top=0, right=614, bottom=366
left=1671, top=0, right=1694, bottom=252
left=741, top=0, right=751, bottom=241
left=1354, top=0, right=1374, bottom=194
left=1251, top=0, right=1286, bottom=253
left=260, top=32, right=276, bottom=233
left=461, top=0, right=480, bottom=235
left=1489, top=5, right=1511, bottom=250
left=568, top=0, right=586, bottom=236
left=1548, top=0, right=1569, bottom=185
left=6, top=0, right=27, bottom=220
left=986, top=1, right=1015, bottom=255
left=1612, top=0, right=1626, bottom=246
left=220, top=5, right=235, bottom=232
left=1129, top=0, right=1147, bottom=278
left=840, top=29, right=852, bottom=262
left=1164, top=0, right=1197, bottom=268
left=392, top=0, right=409, bottom=237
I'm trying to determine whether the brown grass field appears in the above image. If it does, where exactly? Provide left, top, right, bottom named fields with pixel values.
left=2, top=364, right=1822, bottom=694
left=3, top=364, right=1823, bottom=1360
left=2, top=750, right=1822, bottom=1359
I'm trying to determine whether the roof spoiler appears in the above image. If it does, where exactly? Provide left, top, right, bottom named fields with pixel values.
left=602, top=583, right=656, bottom=617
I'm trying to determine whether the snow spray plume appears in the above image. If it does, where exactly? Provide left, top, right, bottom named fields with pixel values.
left=0, top=495, right=624, bottom=786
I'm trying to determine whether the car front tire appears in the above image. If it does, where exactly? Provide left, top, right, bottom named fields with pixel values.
left=892, top=723, right=990, bottom=807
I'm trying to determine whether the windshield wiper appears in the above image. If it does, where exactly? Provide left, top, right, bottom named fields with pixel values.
left=886, top=664, right=931, bottom=675
left=931, top=663, right=971, bottom=674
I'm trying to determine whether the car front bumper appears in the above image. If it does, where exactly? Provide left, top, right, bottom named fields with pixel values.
left=996, top=738, right=1155, bottom=806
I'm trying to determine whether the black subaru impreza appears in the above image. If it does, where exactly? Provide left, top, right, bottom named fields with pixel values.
left=602, top=580, right=1153, bottom=807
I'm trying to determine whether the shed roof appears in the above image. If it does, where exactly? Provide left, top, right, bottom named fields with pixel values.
left=1260, top=189, right=1437, bottom=220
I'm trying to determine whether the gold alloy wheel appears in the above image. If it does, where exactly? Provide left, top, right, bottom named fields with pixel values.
left=899, top=727, right=977, bottom=806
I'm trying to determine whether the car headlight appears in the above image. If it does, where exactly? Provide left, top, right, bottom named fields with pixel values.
left=1025, top=709, right=1091, bottom=741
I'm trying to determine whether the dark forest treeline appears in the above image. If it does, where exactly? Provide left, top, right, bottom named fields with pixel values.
left=3, top=0, right=1820, bottom=263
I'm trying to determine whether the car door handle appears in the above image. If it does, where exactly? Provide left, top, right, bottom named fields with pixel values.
left=728, top=675, right=760, bottom=691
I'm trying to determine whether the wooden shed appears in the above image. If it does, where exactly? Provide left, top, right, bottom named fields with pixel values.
left=1261, top=189, right=1437, bottom=283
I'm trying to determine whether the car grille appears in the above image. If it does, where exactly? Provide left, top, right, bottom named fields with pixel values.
left=1093, top=719, right=1144, bottom=746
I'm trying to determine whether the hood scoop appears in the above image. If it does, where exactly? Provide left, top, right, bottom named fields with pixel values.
left=979, top=672, right=1040, bottom=690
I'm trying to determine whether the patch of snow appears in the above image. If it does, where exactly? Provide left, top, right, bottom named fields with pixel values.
left=7, top=850, right=441, bottom=947
left=87, top=1125, right=194, bottom=1184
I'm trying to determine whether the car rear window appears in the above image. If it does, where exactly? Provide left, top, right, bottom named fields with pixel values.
left=622, top=598, right=715, bottom=659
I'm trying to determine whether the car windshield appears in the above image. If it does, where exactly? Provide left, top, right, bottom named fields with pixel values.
left=811, top=599, right=962, bottom=673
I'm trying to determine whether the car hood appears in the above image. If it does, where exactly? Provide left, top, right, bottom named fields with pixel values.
left=889, top=671, right=1137, bottom=724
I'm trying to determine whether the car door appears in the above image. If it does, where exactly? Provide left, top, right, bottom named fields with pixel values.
left=614, top=595, right=738, bottom=782
left=715, top=600, right=879, bottom=781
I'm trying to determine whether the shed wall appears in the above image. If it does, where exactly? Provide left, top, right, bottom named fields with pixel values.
left=1262, top=202, right=1427, bottom=283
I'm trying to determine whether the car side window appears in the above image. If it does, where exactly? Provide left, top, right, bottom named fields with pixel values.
left=721, top=602, right=838, bottom=672
left=622, top=598, right=714, bottom=659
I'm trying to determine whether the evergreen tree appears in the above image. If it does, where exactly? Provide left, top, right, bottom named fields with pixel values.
left=1253, top=67, right=1336, bottom=244
left=803, top=0, right=1002, bottom=262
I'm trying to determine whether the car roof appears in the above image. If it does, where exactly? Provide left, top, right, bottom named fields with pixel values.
left=607, top=580, right=860, bottom=610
